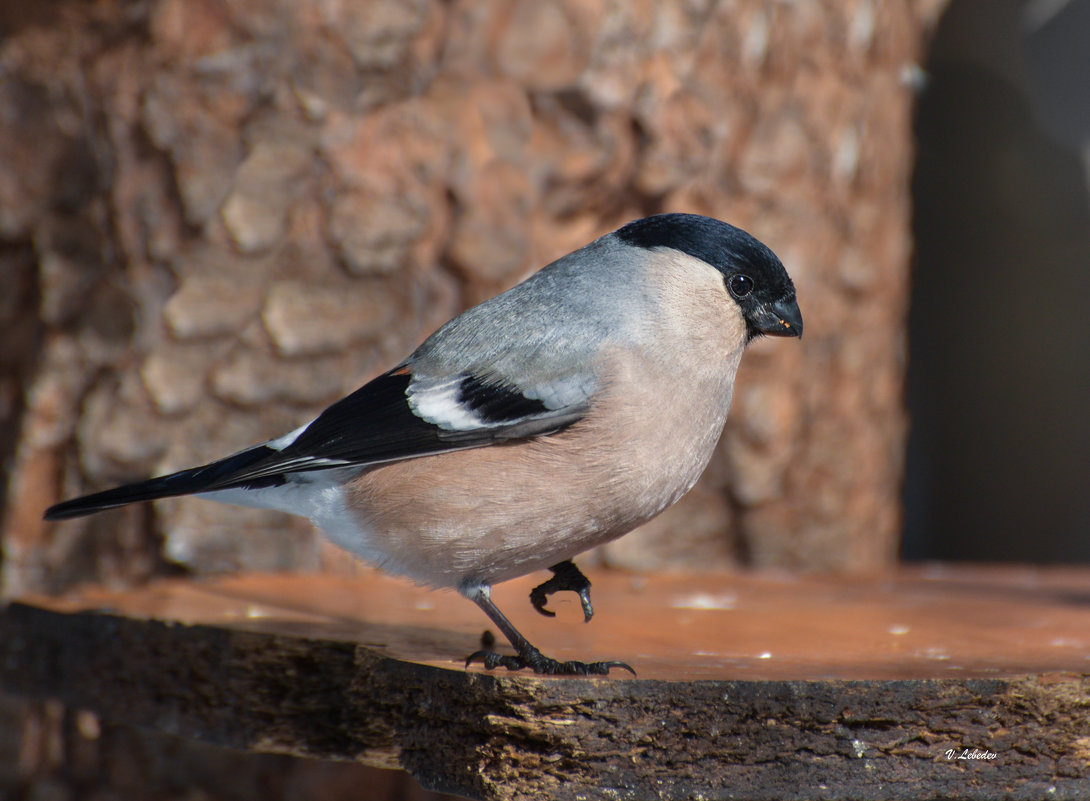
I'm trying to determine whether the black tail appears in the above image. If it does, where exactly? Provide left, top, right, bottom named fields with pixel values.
left=43, top=444, right=285, bottom=521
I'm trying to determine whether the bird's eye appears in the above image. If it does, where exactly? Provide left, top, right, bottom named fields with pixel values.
left=728, top=274, right=754, bottom=298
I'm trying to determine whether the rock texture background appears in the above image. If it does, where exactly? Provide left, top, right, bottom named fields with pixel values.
left=0, top=0, right=943, bottom=796
left=1, top=0, right=940, bottom=601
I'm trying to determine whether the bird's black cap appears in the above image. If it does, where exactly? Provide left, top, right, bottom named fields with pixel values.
left=616, top=213, right=802, bottom=339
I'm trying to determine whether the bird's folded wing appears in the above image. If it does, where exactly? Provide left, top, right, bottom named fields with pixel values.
left=200, top=364, right=593, bottom=490
left=42, top=359, right=596, bottom=520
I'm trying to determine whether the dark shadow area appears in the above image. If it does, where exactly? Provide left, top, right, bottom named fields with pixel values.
left=904, top=0, right=1090, bottom=562
left=0, top=245, right=43, bottom=527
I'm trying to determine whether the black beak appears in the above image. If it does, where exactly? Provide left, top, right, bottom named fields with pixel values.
left=748, top=296, right=803, bottom=339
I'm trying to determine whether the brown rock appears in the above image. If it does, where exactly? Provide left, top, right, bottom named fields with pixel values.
left=142, top=79, right=243, bottom=228
left=328, top=189, right=430, bottom=276
left=210, top=349, right=345, bottom=407
left=163, top=269, right=266, bottom=341
left=261, top=280, right=397, bottom=357
left=141, top=344, right=222, bottom=416
left=493, top=0, right=588, bottom=91
left=447, top=160, right=532, bottom=284
left=159, top=498, right=320, bottom=574
left=634, top=89, right=733, bottom=197
left=221, top=140, right=314, bottom=254
left=333, top=0, right=435, bottom=70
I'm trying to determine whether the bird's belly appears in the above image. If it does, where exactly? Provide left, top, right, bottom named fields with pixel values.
left=334, top=387, right=729, bottom=588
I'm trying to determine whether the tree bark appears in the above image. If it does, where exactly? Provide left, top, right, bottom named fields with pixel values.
left=4, top=567, right=1090, bottom=800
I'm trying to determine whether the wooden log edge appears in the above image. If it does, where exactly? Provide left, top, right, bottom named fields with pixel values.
left=3, top=600, right=1090, bottom=800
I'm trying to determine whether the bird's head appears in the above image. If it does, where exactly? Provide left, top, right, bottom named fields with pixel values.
left=615, top=213, right=803, bottom=342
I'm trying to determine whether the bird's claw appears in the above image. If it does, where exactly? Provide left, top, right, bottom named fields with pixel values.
left=468, top=566, right=630, bottom=676
left=465, top=646, right=635, bottom=676
left=530, top=560, right=594, bottom=622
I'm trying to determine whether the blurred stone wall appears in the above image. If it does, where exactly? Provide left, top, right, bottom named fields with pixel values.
left=0, top=2, right=947, bottom=799
left=1, top=0, right=944, bottom=597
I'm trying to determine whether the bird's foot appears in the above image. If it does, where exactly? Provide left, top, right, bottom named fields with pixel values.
left=465, top=642, right=634, bottom=676
left=530, top=560, right=594, bottom=622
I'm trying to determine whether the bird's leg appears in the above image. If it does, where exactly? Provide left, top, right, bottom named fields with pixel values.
left=462, top=583, right=633, bottom=676
left=529, top=560, right=594, bottom=622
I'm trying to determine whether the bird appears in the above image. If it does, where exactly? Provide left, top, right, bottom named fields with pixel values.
left=44, top=213, right=802, bottom=676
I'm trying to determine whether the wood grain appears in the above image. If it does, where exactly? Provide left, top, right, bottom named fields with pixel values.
left=3, top=566, right=1090, bottom=800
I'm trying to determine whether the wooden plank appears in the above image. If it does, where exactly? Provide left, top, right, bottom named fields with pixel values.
left=3, top=566, right=1090, bottom=800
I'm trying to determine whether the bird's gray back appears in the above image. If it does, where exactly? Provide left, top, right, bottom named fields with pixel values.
left=406, top=236, right=651, bottom=396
